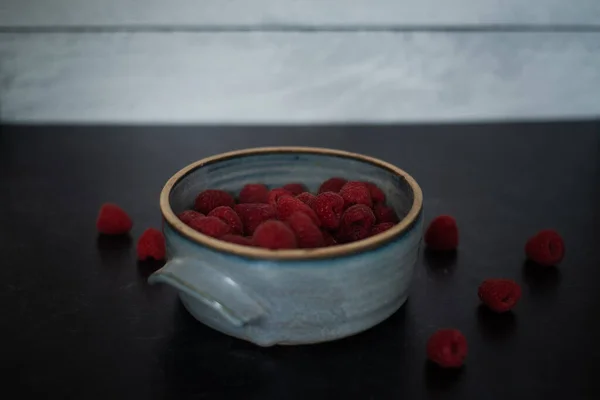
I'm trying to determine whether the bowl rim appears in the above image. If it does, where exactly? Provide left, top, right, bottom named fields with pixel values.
left=160, top=146, right=423, bottom=260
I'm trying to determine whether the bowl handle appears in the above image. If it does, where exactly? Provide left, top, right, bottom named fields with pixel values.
left=148, top=257, right=265, bottom=327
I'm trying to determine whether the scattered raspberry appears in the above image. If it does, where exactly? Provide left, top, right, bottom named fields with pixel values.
left=194, top=190, right=236, bottom=214
left=188, top=216, right=231, bottom=238
left=339, top=181, right=373, bottom=209
left=267, top=188, right=292, bottom=207
left=312, top=192, right=345, bottom=230
left=364, top=182, right=386, bottom=203
left=235, top=203, right=277, bottom=235
left=208, top=206, right=243, bottom=235
left=426, top=329, right=468, bottom=368
left=337, top=204, right=376, bottom=243
left=252, top=220, right=298, bottom=249
left=286, top=212, right=325, bottom=248
left=525, top=229, right=565, bottom=266
left=370, top=222, right=395, bottom=236
left=137, top=228, right=166, bottom=260
left=321, top=230, right=337, bottom=247
left=478, top=279, right=522, bottom=313
left=276, top=195, right=321, bottom=227
left=96, top=203, right=133, bottom=235
left=296, top=192, right=316, bottom=207
left=373, top=203, right=399, bottom=224
left=238, top=183, right=269, bottom=204
left=220, top=234, right=253, bottom=247
left=424, top=215, right=458, bottom=251
left=318, top=177, right=347, bottom=194
left=282, top=183, right=306, bottom=196
left=177, top=210, right=204, bottom=225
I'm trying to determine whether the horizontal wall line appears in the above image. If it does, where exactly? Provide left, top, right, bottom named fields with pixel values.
left=4, top=0, right=600, bottom=27
left=3, top=24, right=600, bottom=34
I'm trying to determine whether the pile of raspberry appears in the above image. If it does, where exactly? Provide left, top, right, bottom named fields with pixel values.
left=177, top=177, right=400, bottom=250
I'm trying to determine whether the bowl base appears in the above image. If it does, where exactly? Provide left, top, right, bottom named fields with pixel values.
left=180, top=292, right=409, bottom=347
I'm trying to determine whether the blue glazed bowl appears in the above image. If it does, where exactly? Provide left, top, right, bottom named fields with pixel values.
left=149, top=147, right=423, bottom=346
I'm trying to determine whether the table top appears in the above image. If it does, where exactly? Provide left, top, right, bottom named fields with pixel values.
left=2, top=122, right=600, bottom=399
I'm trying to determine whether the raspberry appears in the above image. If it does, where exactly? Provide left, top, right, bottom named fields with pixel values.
left=137, top=228, right=166, bottom=260
left=252, top=220, right=298, bottom=249
left=188, top=216, right=231, bottom=238
left=337, top=204, right=376, bottom=243
left=267, top=188, right=292, bottom=207
left=318, top=177, right=347, bottom=194
left=286, top=212, right=325, bottom=248
left=208, top=206, right=243, bottom=235
left=194, top=190, right=236, bottom=214
left=525, top=229, right=565, bottom=266
left=478, top=279, right=522, bottom=313
left=96, top=203, right=133, bottom=235
left=238, top=183, right=269, bottom=204
left=234, top=203, right=277, bottom=235
left=370, top=222, right=395, bottom=236
left=177, top=210, right=204, bottom=225
left=276, top=195, right=321, bottom=227
left=364, top=182, right=386, bottom=203
left=321, top=230, right=337, bottom=247
left=426, top=329, right=468, bottom=368
left=311, top=192, right=344, bottom=230
left=373, top=203, right=399, bottom=224
left=296, top=192, right=316, bottom=207
left=339, top=181, right=373, bottom=209
left=220, top=234, right=253, bottom=247
left=424, top=215, right=458, bottom=251
left=282, top=183, right=306, bottom=196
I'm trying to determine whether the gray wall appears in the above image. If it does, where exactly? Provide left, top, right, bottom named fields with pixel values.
left=1, top=1, right=600, bottom=123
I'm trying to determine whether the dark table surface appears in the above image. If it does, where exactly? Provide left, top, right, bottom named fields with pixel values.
left=2, top=122, right=600, bottom=400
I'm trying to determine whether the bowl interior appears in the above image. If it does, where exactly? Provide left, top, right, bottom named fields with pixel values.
left=169, top=151, right=415, bottom=220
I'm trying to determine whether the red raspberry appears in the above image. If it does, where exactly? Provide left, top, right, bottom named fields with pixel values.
left=137, top=228, right=166, bottom=260
left=252, top=220, right=298, bottom=249
left=370, top=222, right=395, bottom=236
left=220, top=234, right=253, bottom=247
left=321, top=230, right=337, bottom=247
left=286, top=212, right=325, bottom=248
left=364, top=182, right=386, bottom=203
left=208, top=206, right=243, bottom=235
left=311, top=192, right=344, bottom=230
left=478, top=279, right=522, bottom=313
left=234, top=203, right=277, bottom=235
left=318, top=177, right=347, bottom=194
left=373, top=203, right=399, bottom=224
left=267, top=188, right=292, bottom=207
left=238, top=183, right=269, bottom=204
left=296, top=192, right=316, bottom=207
left=426, top=329, right=468, bottom=368
left=96, top=203, right=133, bottom=235
left=339, top=181, right=373, bottom=209
left=282, top=183, right=306, bottom=196
left=276, top=195, right=321, bottom=227
left=194, top=190, right=236, bottom=214
left=188, top=216, right=231, bottom=238
left=424, top=215, right=458, bottom=251
left=177, top=210, right=204, bottom=225
left=337, top=204, right=376, bottom=243
left=525, top=229, right=565, bottom=266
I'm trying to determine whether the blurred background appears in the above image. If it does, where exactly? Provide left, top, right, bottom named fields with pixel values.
left=1, top=0, right=600, bottom=124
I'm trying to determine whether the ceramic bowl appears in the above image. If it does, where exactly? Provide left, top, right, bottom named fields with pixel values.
left=148, top=147, right=423, bottom=346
